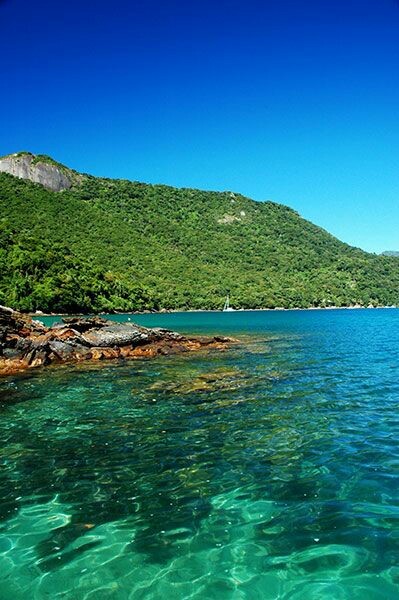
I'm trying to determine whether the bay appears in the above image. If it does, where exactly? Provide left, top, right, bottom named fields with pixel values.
left=1, top=309, right=399, bottom=599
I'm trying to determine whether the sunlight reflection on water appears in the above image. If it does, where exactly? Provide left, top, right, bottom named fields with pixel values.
left=1, top=309, right=399, bottom=599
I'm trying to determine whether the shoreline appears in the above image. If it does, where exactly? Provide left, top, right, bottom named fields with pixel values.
left=30, top=305, right=398, bottom=318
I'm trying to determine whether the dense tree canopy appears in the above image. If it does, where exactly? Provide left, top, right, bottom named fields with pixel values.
left=0, top=170, right=398, bottom=312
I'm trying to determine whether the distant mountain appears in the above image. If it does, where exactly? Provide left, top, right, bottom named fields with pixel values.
left=381, top=251, right=399, bottom=257
left=0, top=152, right=398, bottom=313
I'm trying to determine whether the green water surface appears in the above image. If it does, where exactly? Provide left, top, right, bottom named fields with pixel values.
left=1, top=309, right=399, bottom=599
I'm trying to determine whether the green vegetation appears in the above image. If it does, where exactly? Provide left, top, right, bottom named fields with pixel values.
left=31, top=154, right=69, bottom=169
left=0, top=166, right=398, bottom=312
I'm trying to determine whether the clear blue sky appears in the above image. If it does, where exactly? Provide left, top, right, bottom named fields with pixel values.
left=1, top=0, right=399, bottom=253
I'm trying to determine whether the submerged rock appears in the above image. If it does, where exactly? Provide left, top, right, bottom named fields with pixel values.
left=149, top=368, right=248, bottom=395
left=0, top=306, right=236, bottom=377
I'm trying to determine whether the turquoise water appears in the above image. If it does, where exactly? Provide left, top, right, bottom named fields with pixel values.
left=1, top=309, right=399, bottom=599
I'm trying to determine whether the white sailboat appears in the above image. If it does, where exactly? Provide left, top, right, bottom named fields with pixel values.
left=223, top=294, right=234, bottom=312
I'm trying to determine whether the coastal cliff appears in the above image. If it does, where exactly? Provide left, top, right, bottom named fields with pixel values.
left=0, top=306, right=232, bottom=377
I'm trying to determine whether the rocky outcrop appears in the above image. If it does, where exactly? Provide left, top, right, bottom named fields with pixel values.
left=0, top=307, right=234, bottom=377
left=0, top=153, right=71, bottom=191
left=81, top=323, right=150, bottom=347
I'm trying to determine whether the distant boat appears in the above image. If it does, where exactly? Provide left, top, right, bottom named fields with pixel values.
left=223, top=294, right=234, bottom=312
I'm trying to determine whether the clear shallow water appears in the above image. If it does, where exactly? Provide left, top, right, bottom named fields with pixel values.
left=1, top=309, right=399, bottom=599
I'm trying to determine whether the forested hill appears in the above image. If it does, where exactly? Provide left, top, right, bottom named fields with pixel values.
left=0, top=154, right=398, bottom=312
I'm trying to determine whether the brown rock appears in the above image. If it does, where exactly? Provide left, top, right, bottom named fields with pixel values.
left=0, top=306, right=235, bottom=377
left=62, top=316, right=110, bottom=332
left=90, top=347, right=121, bottom=360
left=29, top=351, right=51, bottom=368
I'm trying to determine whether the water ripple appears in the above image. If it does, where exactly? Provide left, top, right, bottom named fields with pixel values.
left=1, top=309, right=399, bottom=598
